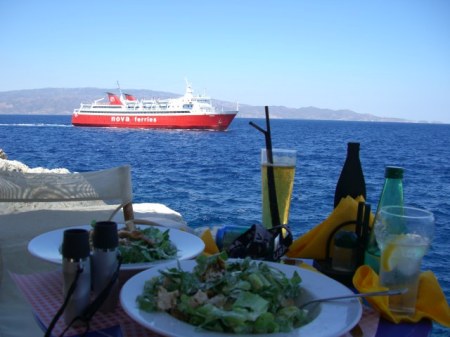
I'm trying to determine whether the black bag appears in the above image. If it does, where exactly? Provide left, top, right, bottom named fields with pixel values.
left=226, top=224, right=293, bottom=261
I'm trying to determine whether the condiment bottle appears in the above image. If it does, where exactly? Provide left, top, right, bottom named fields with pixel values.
left=332, top=230, right=358, bottom=272
left=364, top=166, right=404, bottom=272
left=334, top=142, right=366, bottom=208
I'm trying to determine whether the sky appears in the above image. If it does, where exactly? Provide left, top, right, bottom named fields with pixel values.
left=1, top=0, right=449, bottom=123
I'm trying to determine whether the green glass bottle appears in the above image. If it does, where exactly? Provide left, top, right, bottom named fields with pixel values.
left=364, top=166, right=404, bottom=272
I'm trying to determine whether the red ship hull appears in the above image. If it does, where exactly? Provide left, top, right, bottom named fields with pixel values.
left=71, top=112, right=237, bottom=131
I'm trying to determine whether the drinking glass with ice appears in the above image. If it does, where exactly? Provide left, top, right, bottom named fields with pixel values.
left=374, top=206, right=434, bottom=316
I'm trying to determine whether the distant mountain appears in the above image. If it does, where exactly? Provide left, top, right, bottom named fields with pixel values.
left=0, top=87, right=406, bottom=122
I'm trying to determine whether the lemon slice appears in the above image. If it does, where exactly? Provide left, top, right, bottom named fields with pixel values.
left=381, top=242, right=398, bottom=272
left=381, top=235, right=408, bottom=272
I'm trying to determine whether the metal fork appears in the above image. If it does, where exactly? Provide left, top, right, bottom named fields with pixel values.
left=299, top=288, right=407, bottom=309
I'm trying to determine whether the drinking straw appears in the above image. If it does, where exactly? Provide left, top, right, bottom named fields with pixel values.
left=361, top=203, right=371, bottom=252
left=356, top=202, right=364, bottom=241
left=355, top=202, right=371, bottom=266
left=249, top=106, right=281, bottom=228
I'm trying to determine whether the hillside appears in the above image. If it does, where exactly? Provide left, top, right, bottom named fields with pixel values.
left=0, top=88, right=405, bottom=122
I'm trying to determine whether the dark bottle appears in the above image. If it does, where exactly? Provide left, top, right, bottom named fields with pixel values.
left=334, top=142, right=366, bottom=208
left=364, top=166, right=404, bottom=272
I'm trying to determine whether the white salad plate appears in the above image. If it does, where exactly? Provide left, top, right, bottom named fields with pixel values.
left=120, top=259, right=362, bottom=337
left=28, top=224, right=205, bottom=270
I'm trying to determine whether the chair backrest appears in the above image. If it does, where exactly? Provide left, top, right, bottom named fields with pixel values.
left=0, top=165, right=134, bottom=221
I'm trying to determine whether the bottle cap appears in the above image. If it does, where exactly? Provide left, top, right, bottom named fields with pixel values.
left=62, top=229, right=90, bottom=260
left=92, top=221, right=119, bottom=249
left=385, top=166, right=404, bottom=179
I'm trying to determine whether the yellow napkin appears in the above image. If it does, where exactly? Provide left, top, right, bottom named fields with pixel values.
left=296, top=261, right=320, bottom=272
left=353, top=265, right=450, bottom=327
left=199, top=228, right=220, bottom=256
left=286, top=196, right=371, bottom=259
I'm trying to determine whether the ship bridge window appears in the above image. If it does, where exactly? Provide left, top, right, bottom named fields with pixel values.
left=93, top=105, right=122, bottom=109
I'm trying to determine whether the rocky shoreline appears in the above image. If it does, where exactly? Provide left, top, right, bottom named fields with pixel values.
left=0, top=148, right=70, bottom=173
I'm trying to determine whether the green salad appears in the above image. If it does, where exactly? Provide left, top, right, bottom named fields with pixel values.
left=117, top=227, right=177, bottom=263
left=137, top=253, right=309, bottom=333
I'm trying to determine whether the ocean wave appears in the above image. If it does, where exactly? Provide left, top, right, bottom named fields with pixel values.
left=0, top=123, right=70, bottom=127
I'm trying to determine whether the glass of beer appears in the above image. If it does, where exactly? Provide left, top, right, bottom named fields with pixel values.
left=261, top=148, right=296, bottom=228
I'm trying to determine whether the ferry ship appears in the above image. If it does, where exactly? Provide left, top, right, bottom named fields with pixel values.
left=72, top=82, right=238, bottom=130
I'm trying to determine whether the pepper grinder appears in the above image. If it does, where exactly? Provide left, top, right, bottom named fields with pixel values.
left=61, top=229, right=91, bottom=324
left=91, top=221, right=120, bottom=312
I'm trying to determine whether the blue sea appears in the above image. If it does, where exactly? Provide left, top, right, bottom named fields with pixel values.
left=1, top=115, right=449, bottom=336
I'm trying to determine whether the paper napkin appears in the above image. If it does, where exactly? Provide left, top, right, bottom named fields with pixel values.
left=199, top=228, right=220, bottom=256
left=286, top=196, right=370, bottom=260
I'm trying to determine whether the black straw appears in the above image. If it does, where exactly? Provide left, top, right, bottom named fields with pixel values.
left=249, top=106, right=281, bottom=228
